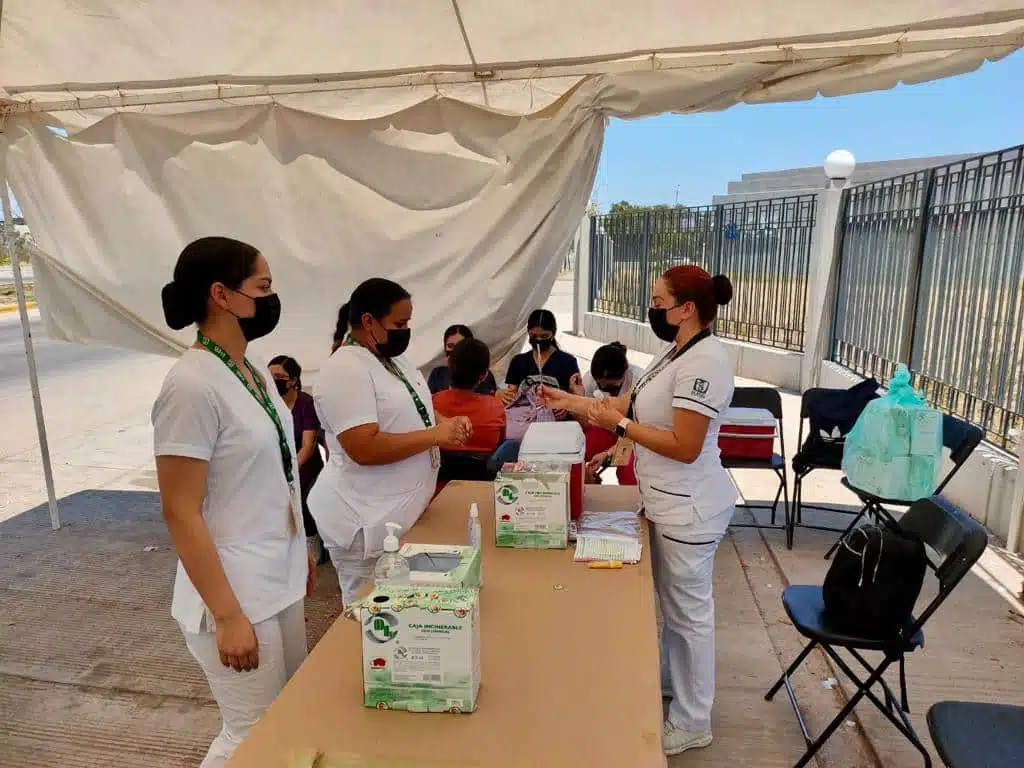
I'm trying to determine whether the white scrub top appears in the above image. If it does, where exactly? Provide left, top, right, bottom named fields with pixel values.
left=308, top=344, right=438, bottom=558
left=582, top=363, right=645, bottom=397
left=152, top=348, right=307, bottom=634
left=631, top=334, right=738, bottom=532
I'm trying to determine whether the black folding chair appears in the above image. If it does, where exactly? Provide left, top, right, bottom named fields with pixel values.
left=766, top=495, right=988, bottom=768
left=825, top=414, right=984, bottom=559
left=790, top=386, right=879, bottom=546
left=439, top=450, right=498, bottom=483
left=927, top=701, right=1024, bottom=767
left=724, top=387, right=792, bottom=546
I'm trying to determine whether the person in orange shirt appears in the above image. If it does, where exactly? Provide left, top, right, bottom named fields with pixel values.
left=432, top=338, right=506, bottom=456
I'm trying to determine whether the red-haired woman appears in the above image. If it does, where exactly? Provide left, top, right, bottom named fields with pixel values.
left=539, top=264, right=737, bottom=758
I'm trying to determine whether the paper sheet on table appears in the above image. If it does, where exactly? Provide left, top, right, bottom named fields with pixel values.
left=573, top=510, right=643, bottom=564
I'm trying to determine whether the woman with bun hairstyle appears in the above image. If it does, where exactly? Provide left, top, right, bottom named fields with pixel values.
left=309, top=278, right=472, bottom=607
left=539, top=265, right=737, bottom=757
left=152, top=237, right=313, bottom=767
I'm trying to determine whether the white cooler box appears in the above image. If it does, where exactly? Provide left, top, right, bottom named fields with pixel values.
left=518, top=421, right=586, bottom=520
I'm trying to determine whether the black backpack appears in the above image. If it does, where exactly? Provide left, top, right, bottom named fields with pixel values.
left=822, top=523, right=927, bottom=642
left=796, top=378, right=880, bottom=470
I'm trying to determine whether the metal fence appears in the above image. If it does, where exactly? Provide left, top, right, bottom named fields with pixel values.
left=588, top=195, right=816, bottom=351
left=831, top=144, right=1024, bottom=452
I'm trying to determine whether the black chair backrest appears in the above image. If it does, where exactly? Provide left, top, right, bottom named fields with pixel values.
left=899, top=496, right=988, bottom=631
left=439, top=450, right=497, bottom=483
left=942, top=414, right=984, bottom=467
left=731, top=386, right=783, bottom=420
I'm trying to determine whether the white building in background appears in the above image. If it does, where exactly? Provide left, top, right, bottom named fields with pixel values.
left=712, top=153, right=974, bottom=204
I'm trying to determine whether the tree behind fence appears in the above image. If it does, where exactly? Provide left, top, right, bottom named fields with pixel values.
left=588, top=195, right=816, bottom=352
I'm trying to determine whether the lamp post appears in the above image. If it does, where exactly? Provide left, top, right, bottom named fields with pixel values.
left=800, top=149, right=857, bottom=391
left=824, top=149, right=856, bottom=189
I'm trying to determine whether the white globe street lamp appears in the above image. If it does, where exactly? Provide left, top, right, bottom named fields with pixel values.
left=824, top=149, right=856, bottom=185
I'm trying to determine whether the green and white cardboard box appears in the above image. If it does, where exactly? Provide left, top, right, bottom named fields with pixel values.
left=493, top=465, right=569, bottom=549
left=360, top=585, right=480, bottom=714
left=399, top=543, right=482, bottom=588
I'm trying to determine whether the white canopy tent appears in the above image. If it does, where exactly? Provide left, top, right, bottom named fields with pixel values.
left=1, top=1, right=1022, bottom=529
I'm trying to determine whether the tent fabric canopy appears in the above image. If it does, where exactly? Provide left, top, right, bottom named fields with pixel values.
left=2, top=1, right=1023, bottom=128
left=1, top=1, right=1022, bottom=373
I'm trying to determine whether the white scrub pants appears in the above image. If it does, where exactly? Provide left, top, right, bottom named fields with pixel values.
left=650, top=518, right=727, bottom=733
left=181, top=599, right=307, bottom=768
left=325, top=529, right=375, bottom=607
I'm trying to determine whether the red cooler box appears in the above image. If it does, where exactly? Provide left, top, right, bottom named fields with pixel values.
left=519, top=421, right=586, bottom=520
left=718, top=407, right=776, bottom=460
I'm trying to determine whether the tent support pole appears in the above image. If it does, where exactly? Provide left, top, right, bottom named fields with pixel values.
left=1, top=163, right=61, bottom=530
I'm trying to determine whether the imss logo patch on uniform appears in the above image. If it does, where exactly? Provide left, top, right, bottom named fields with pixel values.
left=692, top=378, right=710, bottom=397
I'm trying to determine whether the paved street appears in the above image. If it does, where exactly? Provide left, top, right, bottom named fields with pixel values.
left=0, top=310, right=173, bottom=522
left=0, top=277, right=579, bottom=523
left=0, top=264, right=34, bottom=286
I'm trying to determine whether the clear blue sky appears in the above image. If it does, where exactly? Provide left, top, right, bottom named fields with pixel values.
left=594, top=49, right=1024, bottom=210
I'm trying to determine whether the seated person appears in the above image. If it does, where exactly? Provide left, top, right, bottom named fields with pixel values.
left=499, top=309, right=581, bottom=412
left=433, top=338, right=507, bottom=470
left=428, top=324, right=498, bottom=395
left=577, top=342, right=640, bottom=486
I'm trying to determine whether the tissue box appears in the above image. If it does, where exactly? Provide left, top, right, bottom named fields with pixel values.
left=361, top=586, right=480, bottom=714
left=399, top=544, right=481, bottom=589
left=493, top=465, right=569, bottom=549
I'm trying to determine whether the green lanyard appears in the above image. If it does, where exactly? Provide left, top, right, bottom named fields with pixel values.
left=197, top=333, right=295, bottom=484
left=346, top=336, right=432, bottom=429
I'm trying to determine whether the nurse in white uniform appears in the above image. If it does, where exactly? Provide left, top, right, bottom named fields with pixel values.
left=152, top=237, right=314, bottom=768
left=539, top=264, right=737, bottom=757
left=309, top=278, right=471, bottom=606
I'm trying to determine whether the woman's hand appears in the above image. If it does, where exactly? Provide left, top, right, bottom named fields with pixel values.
left=306, top=550, right=317, bottom=598
left=537, top=384, right=570, bottom=410
left=585, top=450, right=610, bottom=484
left=587, top=450, right=611, bottom=474
left=497, top=386, right=517, bottom=406
left=569, top=373, right=585, bottom=396
left=433, top=416, right=472, bottom=447
left=587, top=399, right=625, bottom=432
left=217, top=612, right=259, bottom=672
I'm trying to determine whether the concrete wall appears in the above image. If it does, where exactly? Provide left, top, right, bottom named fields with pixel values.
left=582, top=311, right=803, bottom=391
left=819, top=362, right=1020, bottom=546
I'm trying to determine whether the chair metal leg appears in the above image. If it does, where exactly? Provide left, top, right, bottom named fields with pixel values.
left=823, top=503, right=870, bottom=560
left=765, top=639, right=818, bottom=701
left=791, top=654, right=896, bottom=768
left=782, top=469, right=792, bottom=550
left=768, top=474, right=784, bottom=526
left=822, top=647, right=933, bottom=767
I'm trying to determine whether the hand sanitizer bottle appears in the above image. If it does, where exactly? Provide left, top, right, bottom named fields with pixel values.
left=468, top=502, right=483, bottom=585
left=374, top=522, right=411, bottom=585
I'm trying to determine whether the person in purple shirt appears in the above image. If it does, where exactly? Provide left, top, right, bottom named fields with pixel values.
left=269, top=355, right=327, bottom=562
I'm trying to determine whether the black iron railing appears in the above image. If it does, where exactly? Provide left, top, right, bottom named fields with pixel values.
left=588, top=195, right=816, bottom=352
left=832, top=145, right=1024, bottom=453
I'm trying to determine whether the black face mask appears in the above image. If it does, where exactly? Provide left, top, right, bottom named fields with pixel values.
left=235, top=293, right=281, bottom=342
left=529, top=336, right=554, bottom=351
left=274, top=378, right=290, bottom=396
left=599, top=383, right=623, bottom=396
left=376, top=327, right=411, bottom=358
left=648, top=307, right=680, bottom=343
